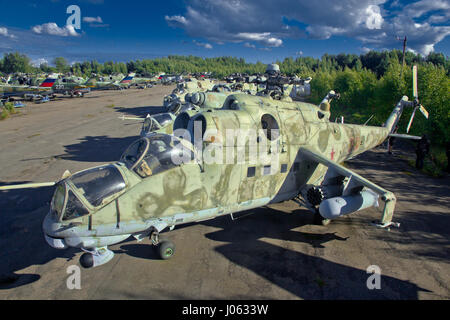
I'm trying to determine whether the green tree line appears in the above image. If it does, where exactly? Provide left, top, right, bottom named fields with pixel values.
left=1, top=50, right=448, bottom=145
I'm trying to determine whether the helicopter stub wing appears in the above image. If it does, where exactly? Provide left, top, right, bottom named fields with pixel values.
left=388, top=133, right=421, bottom=140
left=299, top=148, right=397, bottom=227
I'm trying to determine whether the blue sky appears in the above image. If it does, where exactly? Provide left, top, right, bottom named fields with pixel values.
left=0, top=0, right=448, bottom=65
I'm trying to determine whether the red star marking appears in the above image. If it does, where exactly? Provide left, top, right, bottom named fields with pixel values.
left=331, top=148, right=336, bottom=160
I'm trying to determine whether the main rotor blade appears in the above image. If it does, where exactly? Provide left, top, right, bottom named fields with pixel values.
left=0, top=182, right=56, bottom=190
left=118, top=115, right=144, bottom=121
left=413, top=65, right=418, bottom=99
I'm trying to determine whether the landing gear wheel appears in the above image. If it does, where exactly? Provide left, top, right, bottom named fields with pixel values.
left=158, top=241, right=175, bottom=260
left=314, top=210, right=331, bottom=226
left=79, top=247, right=114, bottom=268
left=80, top=252, right=94, bottom=268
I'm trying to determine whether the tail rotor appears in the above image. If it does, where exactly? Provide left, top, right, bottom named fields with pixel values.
left=406, top=65, right=429, bottom=133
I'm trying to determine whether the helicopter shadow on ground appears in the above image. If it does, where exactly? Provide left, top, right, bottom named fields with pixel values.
left=202, top=207, right=349, bottom=248
left=0, top=183, right=78, bottom=290
left=115, top=221, right=200, bottom=260
left=59, top=135, right=139, bottom=162
left=346, top=147, right=450, bottom=262
left=114, top=106, right=168, bottom=117
left=199, top=207, right=428, bottom=299
left=115, top=243, right=160, bottom=260
left=347, top=143, right=450, bottom=206
left=372, top=210, right=450, bottom=263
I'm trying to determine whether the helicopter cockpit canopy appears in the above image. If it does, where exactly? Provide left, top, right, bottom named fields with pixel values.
left=141, top=113, right=174, bottom=135
left=51, top=164, right=127, bottom=221
left=120, top=134, right=194, bottom=178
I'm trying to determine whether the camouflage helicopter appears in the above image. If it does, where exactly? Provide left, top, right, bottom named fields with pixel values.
left=126, top=81, right=254, bottom=137
left=0, top=66, right=428, bottom=269
left=51, top=76, right=91, bottom=97
left=127, top=66, right=313, bottom=140
left=119, top=90, right=229, bottom=138
left=163, top=78, right=216, bottom=110
left=85, top=73, right=135, bottom=90
left=118, top=78, right=220, bottom=136
left=0, top=76, right=57, bottom=101
left=152, top=66, right=311, bottom=134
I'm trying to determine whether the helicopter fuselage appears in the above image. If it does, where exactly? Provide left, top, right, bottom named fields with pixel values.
left=43, top=94, right=389, bottom=257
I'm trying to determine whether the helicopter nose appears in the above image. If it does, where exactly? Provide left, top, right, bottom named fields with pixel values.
left=42, top=212, right=68, bottom=249
left=44, top=234, right=68, bottom=249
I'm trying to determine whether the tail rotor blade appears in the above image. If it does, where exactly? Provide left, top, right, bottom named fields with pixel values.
left=419, top=105, right=429, bottom=119
left=412, top=65, right=418, bottom=99
left=406, top=107, right=418, bottom=133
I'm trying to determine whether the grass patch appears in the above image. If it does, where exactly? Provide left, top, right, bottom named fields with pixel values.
left=27, top=133, right=41, bottom=139
left=407, top=157, right=445, bottom=178
left=422, top=159, right=445, bottom=178
left=0, top=102, right=19, bottom=120
left=430, top=145, right=448, bottom=173
left=403, top=139, right=448, bottom=177
left=105, top=104, right=115, bottom=108
left=1, top=108, right=9, bottom=120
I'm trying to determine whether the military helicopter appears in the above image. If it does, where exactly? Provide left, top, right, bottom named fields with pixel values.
left=119, top=91, right=229, bottom=138
left=163, top=78, right=216, bottom=109
left=0, top=76, right=57, bottom=101
left=139, top=67, right=313, bottom=136
left=51, top=76, right=90, bottom=97
left=125, top=82, right=254, bottom=137
left=85, top=73, right=135, bottom=90
left=1, top=66, right=428, bottom=269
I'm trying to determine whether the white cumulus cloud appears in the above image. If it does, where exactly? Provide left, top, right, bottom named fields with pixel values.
left=165, top=15, right=188, bottom=25
left=31, top=58, right=49, bottom=67
left=0, top=27, right=17, bottom=39
left=237, top=32, right=283, bottom=47
left=0, top=27, right=9, bottom=36
left=365, top=5, right=383, bottom=29
left=32, top=23, right=80, bottom=37
left=193, top=40, right=213, bottom=49
left=165, top=0, right=450, bottom=55
left=83, top=16, right=103, bottom=23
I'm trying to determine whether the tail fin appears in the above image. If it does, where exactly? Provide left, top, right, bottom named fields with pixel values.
left=39, top=78, right=57, bottom=88
left=120, top=73, right=135, bottom=84
left=383, top=96, right=413, bottom=133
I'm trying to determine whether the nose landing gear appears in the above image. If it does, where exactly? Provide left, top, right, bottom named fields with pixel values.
left=150, top=231, right=175, bottom=260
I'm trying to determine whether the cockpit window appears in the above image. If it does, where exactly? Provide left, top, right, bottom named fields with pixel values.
left=70, top=165, right=126, bottom=207
left=142, top=114, right=173, bottom=134
left=63, top=190, right=89, bottom=221
left=51, top=183, right=65, bottom=219
left=121, top=135, right=191, bottom=178
left=153, top=113, right=173, bottom=127
left=223, top=97, right=240, bottom=110
left=142, top=117, right=156, bottom=133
